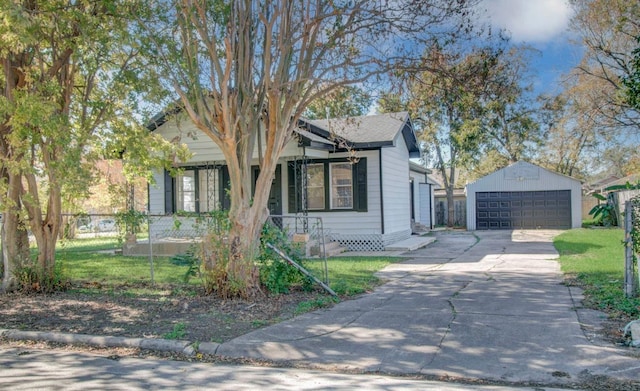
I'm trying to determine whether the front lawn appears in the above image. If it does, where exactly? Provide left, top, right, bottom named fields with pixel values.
left=54, top=236, right=398, bottom=298
left=554, top=228, right=640, bottom=318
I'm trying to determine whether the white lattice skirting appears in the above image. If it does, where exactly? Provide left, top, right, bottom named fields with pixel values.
left=330, top=229, right=412, bottom=252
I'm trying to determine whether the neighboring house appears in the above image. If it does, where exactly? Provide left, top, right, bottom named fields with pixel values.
left=147, top=112, right=433, bottom=251
left=466, top=161, right=582, bottom=230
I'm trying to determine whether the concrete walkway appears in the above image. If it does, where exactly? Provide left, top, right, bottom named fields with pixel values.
left=216, top=230, right=640, bottom=386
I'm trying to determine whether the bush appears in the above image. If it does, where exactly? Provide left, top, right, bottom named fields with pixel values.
left=258, top=222, right=310, bottom=294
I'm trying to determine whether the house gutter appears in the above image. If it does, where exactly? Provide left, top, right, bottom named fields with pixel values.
left=379, top=150, right=385, bottom=234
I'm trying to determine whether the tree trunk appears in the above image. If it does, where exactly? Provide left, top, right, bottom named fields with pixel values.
left=446, top=184, right=455, bottom=228
left=1, top=172, right=30, bottom=292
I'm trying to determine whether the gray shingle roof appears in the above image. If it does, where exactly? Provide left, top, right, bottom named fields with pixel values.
left=300, top=112, right=419, bottom=155
left=303, top=112, right=410, bottom=143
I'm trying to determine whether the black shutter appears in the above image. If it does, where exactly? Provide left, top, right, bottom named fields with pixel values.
left=354, top=158, right=367, bottom=212
left=287, top=162, right=301, bottom=213
left=220, top=166, right=231, bottom=210
left=164, top=170, right=174, bottom=214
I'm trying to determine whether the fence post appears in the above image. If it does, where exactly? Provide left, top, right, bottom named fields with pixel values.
left=147, top=214, right=155, bottom=285
left=624, top=202, right=635, bottom=297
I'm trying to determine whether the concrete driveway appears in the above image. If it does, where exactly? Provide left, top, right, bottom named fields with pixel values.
left=217, top=230, right=640, bottom=385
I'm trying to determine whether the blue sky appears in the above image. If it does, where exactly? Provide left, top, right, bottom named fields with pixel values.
left=476, top=0, right=581, bottom=96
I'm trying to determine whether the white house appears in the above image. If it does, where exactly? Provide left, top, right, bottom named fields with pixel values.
left=147, top=112, right=434, bottom=251
left=465, top=161, right=582, bottom=230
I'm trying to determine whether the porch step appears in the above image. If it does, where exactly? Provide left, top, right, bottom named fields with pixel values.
left=323, top=240, right=347, bottom=257
left=304, top=238, right=347, bottom=258
left=412, top=222, right=430, bottom=234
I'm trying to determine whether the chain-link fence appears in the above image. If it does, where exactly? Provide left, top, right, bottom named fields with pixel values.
left=54, top=213, right=328, bottom=287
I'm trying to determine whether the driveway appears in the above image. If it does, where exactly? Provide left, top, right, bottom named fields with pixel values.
left=217, top=230, right=640, bottom=385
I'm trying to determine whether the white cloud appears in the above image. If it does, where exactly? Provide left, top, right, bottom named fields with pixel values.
left=478, top=0, right=573, bottom=43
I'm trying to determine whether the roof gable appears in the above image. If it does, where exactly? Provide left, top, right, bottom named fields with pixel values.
left=468, top=161, right=582, bottom=187
left=299, top=112, right=419, bottom=155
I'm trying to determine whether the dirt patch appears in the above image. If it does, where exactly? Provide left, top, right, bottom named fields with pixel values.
left=0, top=285, right=326, bottom=344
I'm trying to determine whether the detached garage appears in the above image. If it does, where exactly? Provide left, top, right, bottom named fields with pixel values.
left=466, top=161, right=582, bottom=230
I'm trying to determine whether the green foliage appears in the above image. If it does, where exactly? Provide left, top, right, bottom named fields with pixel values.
left=170, top=250, right=201, bottom=283
left=622, top=36, right=640, bottom=111
left=589, top=182, right=640, bottom=226
left=14, top=263, right=69, bottom=294
left=305, top=256, right=400, bottom=296
left=631, top=196, right=640, bottom=255
left=114, top=209, right=147, bottom=239
left=257, top=223, right=309, bottom=294
left=588, top=194, right=618, bottom=227
left=554, top=229, right=639, bottom=318
left=304, top=86, right=372, bottom=119
left=294, top=297, right=339, bottom=315
left=163, top=322, right=187, bottom=340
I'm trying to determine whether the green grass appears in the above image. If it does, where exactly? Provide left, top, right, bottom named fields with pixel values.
left=304, top=256, right=400, bottom=296
left=56, top=236, right=121, bottom=252
left=58, top=251, right=192, bottom=287
left=54, top=239, right=397, bottom=299
left=554, top=228, right=640, bottom=318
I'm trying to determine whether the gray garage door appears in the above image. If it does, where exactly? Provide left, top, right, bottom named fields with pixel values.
left=476, top=190, right=571, bottom=230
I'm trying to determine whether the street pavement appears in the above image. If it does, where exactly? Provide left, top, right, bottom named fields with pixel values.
left=1, top=229, right=639, bottom=390
left=0, top=347, right=580, bottom=391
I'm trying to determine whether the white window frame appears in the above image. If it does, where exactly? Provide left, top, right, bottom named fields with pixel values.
left=176, top=170, right=196, bottom=212
left=329, top=162, right=353, bottom=209
left=306, top=163, right=325, bottom=210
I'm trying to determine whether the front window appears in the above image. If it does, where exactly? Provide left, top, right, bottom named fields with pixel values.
left=306, top=164, right=325, bottom=210
left=176, top=170, right=196, bottom=212
left=330, top=162, right=353, bottom=209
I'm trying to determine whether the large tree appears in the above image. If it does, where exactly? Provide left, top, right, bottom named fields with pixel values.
left=380, top=44, right=500, bottom=227
left=141, top=0, right=477, bottom=297
left=478, top=46, right=541, bottom=165
left=0, top=1, right=180, bottom=292
left=570, top=0, right=640, bottom=134
left=304, top=86, right=372, bottom=120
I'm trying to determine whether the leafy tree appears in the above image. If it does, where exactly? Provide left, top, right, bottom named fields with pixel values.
left=380, top=44, right=499, bottom=227
left=624, top=36, right=640, bottom=111
left=479, top=46, right=541, bottom=165
left=570, top=0, right=640, bottom=134
left=304, top=86, right=372, bottom=120
left=140, top=0, right=477, bottom=297
left=0, top=1, right=182, bottom=292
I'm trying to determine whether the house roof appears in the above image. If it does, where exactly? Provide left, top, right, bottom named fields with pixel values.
left=299, top=112, right=420, bottom=156
left=147, top=107, right=420, bottom=156
left=409, top=161, right=431, bottom=174
left=585, top=173, right=640, bottom=194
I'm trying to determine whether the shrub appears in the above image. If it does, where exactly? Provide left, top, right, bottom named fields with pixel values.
left=257, top=222, right=310, bottom=294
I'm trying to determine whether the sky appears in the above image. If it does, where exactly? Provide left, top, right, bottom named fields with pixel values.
left=476, top=0, right=582, bottom=96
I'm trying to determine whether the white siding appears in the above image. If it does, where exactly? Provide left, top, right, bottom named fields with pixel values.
left=465, top=161, right=583, bottom=230
left=154, top=117, right=317, bottom=163
left=409, top=169, right=431, bottom=227
left=419, top=183, right=433, bottom=228
left=381, top=134, right=411, bottom=235
left=282, top=150, right=383, bottom=234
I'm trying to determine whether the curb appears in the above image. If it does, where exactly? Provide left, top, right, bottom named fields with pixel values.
left=0, top=329, right=220, bottom=357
